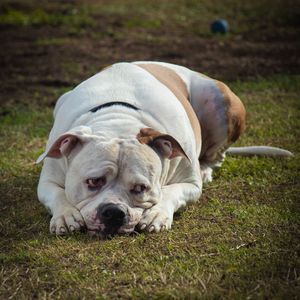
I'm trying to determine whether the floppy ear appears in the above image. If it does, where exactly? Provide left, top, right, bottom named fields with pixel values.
left=137, top=128, right=190, bottom=161
left=36, top=126, right=92, bottom=164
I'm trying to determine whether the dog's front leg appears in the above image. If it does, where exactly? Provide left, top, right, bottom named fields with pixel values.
left=138, top=182, right=202, bottom=233
left=38, top=160, right=85, bottom=235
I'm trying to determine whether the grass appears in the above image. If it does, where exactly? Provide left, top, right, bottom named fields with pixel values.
left=0, top=0, right=299, bottom=298
left=1, top=0, right=297, bottom=35
left=0, top=74, right=299, bottom=299
left=0, top=7, right=94, bottom=29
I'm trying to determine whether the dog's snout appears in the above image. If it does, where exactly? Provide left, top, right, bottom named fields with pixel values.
left=97, top=203, right=126, bottom=229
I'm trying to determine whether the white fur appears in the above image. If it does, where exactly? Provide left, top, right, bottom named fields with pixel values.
left=37, top=61, right=292, bottom=236
left=37, top=62, right=204, bottom=235
left=227, top=146, right=293, bottom=157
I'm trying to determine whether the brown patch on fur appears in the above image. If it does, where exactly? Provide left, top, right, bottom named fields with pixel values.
left=215, top=80, right=246, bottom=144
left=137, top=128, right=189, bottom=160
left=137, top=128, right=162, bottom=144
left=137, top=63, right=201, bottom=147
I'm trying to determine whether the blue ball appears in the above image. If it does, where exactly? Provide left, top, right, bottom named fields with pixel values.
left=210, top=19, right=229, bottom=34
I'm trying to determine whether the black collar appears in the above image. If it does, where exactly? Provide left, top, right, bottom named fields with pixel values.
left=90, top=101, right=139, bottom=113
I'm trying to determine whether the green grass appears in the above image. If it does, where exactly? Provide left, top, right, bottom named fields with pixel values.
left=0, top=0, right=297, bottom=35
left=0, top=7, right=94, bottom=29
left=0, top=0, right=299, bottom=297
left=0, top=74, right=299, bottom=299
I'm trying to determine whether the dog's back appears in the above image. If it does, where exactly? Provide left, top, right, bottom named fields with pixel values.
left=133, top=61, right=246, bottom=166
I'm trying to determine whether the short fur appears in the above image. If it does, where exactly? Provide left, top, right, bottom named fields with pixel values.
left=36, top=61, right=261, bottom=235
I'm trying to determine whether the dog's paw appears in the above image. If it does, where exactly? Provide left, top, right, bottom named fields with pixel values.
left=138, top=205, right=173, bottom=233
left=200, top=166, right=213, bottom=183
left=50, top=207, right=85, bottom=235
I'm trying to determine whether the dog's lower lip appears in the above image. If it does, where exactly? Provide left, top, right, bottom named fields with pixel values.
left=87, top=227, right=119, bottom=236
left=87, top=225, right=104, bottom=236
left=87, top=230, right=100, bottom=237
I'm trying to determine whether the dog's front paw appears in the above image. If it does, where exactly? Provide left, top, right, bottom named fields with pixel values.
left=138, top=204, right=173, bottom=233
left=50, top=207, right=85, bottom=235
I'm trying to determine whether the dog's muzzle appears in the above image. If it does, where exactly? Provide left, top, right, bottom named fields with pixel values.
left=97, top=203, right=127, bottom=235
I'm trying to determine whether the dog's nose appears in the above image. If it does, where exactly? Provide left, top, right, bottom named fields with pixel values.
left=97, top=203, right=126, bottom=230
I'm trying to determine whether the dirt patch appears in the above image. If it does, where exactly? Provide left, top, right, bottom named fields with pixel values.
left=0, top=0, right=299, bottom=109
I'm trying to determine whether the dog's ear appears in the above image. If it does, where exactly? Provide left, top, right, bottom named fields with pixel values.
left=137, top=128, right=190, bottom=161
left=36, top=126, right=93, bottom=163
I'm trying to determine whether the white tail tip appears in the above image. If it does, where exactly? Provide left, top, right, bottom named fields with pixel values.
left=226, top=146, right=293, bottom=157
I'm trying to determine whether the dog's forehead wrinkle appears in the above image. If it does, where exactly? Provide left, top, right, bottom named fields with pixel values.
left=114, top=143, right=161, bottom=200
left=126, top=173, right=151, bottom=186
left=68, top=140, right=120, bottom=181
left=83, top=139, right=119, bottom=160
left=119, top=141, right=159, bottom=172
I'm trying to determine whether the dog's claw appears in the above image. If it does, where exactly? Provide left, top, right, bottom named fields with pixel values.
left=149, top=225, right=155, bottom=233
left=59, top=227, right=66, bottom=234
left=138, top=204, right=173, bottom=233
left=140, top=224, right=147, bottom=230
left=50, top=207, right=85, bottom=235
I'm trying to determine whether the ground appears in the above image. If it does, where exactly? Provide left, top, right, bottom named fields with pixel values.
left=0, top=0, right=299, bottom=299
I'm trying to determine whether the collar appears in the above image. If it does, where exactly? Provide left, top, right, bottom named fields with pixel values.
left=90, top=101, right=139, bottom=113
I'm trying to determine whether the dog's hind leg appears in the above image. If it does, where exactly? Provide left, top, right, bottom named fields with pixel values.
left=200, top=152, right=226, bottom=183
left=188, top=74, right=246, bottom=181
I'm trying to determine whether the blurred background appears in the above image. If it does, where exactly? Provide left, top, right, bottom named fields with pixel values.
left=0, top=0, right=299, bottom=110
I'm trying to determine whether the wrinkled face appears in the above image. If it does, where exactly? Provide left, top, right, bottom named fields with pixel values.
left=64, top=138, right=162, bottom=235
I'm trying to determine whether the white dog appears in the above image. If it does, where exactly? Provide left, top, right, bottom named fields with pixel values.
left=37, top=61, right=292, bottom=236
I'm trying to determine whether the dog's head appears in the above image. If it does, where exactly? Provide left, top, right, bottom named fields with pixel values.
left=38, top=126, right=189, bottom=235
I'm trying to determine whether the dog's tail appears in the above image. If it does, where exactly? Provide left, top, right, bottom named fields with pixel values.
left=226, top=146, right=293, bottom=157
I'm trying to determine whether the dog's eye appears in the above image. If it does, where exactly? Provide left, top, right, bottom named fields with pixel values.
left=86, top=177, right=106, bottom=190
left=130, top=184, right=148, bottom=195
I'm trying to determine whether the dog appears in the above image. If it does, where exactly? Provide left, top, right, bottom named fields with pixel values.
left=37, top=61, right=292, bottom=236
